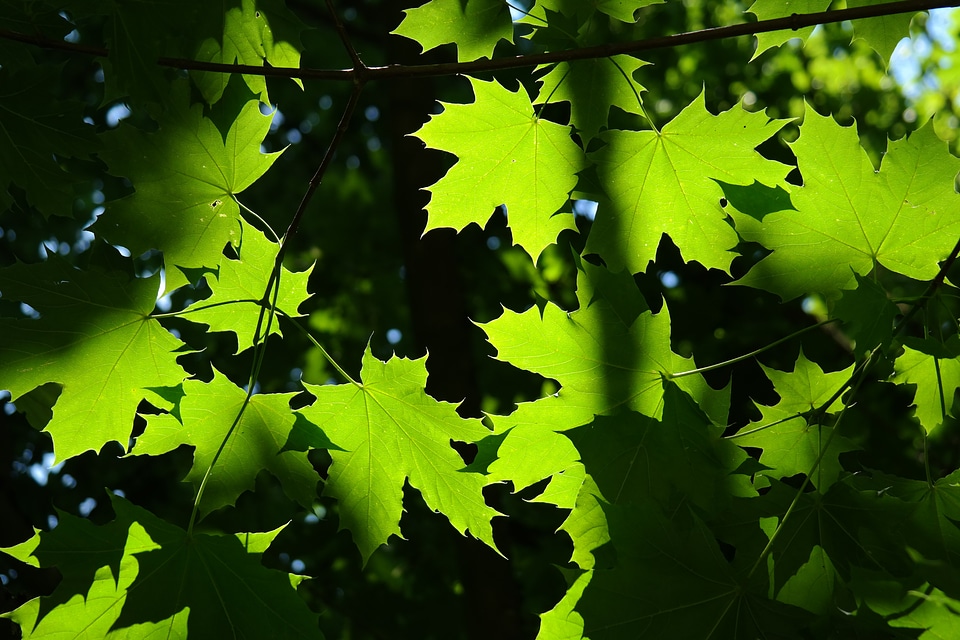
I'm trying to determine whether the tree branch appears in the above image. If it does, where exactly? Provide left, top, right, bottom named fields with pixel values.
left=2, top=0, right=955, bottom=82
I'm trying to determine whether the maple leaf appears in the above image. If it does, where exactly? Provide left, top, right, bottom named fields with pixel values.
left=94, top=86, right=281, bottom=290
left=296, top=347, right=500, bottom=562
left=3, top=497, right=321, bottom=638
left=179, top=219, right=313, bottom=353
left=0, top=256, right=187, bottom=462
left=848, top=0, right=917, bottom=63
left=482, top=258, right=729, bottom=432
left=833, top=273, right=899, bottom=359
left=192, top=0, right=304, bottom=105
left=413, top=76, right=587, bottom=262
left=736, top=111, right=960, bottom=300
left=892, top=336, right=960, bottom=434
left=0, top=63, right=99, bottom=216
left=866, top=468, right=960, bottom=597
left=60, top=0, right=223, bottom=102
left=748, top=0, right=829, bottom=58
left=133, top=369, right=323, bottom=516
left=577, top=500, right=812, bottom=639
left=586, top=92, right=791, bottom=274
left=730, top=353, right=858, bottom=491
left=535, top=55, right=648, bottom=142
left=392, top=0, right=513, bottom=62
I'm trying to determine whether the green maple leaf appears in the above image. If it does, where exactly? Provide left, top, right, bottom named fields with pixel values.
left=392, top=0, right=513, bottom=61
left=3, top=497, right=321, bottom=638
left=536, top=571, right=590, bottom=640
left=0, top=63, right=99, bottom=215
left=722, top=480, right=912, bottom=597
left=571, top=391, right=752, bottom=516
left=848, top=0, right=917, bottom=64
left=133, top=370, right=322, bottom=515
left=593, top=0, right=663, bottom=22
left=833, top=273, right=899, bottom=359
left=95, top=87, right=281, bottom=289
left=535, top=55, right=647, bottom=142
left=731, top=353, right=858, bottom=491
left=179, top=220, right=312, bottom=353
left=892, top=336, right=960, bottom=434
left=586, top=92, right=790, bottom=274
left=413, top=76, right=587, bottom=262
left=736, top=111, right=960, bottom=300
left=748, top=0, right=829, bottom=58
left=482, top=258, right=729, bottom=432
left=0, top=257, right=187, bottom=462
left=297, top=347, right=500, bottom=562
left=61, top=0, right=222, bottom=103
left=479, top=423, right=585, bottom=511
left=577, top=501, right=811, bottom=639
left=869, top=468, right=960, bottom=596
left=193, top=0, right=304, bottom=104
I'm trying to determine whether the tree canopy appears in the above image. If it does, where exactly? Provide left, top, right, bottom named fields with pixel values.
left=3, top=0, right=960, bottom=638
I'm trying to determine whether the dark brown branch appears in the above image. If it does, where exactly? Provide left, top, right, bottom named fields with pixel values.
left=2, top=0, right=956, bottom=82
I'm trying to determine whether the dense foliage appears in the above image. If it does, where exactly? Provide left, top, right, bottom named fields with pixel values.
left=2, top=0, right=960, bottom=638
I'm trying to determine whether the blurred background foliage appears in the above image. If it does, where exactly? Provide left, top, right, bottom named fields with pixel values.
left=2, top=0, right=960, bottom=638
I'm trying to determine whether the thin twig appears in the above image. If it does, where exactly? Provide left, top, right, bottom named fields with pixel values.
left=3, top=0, right=955, bottom=82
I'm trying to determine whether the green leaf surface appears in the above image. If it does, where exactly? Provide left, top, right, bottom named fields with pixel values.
left=577, top=501, right=810, bottom=639
left=133, top=370, right=321, bottom=515
left=414, top=76, right=587, bottom=261
left=180, top=219, right=312, bottom=353
left=0, top=257, right=186, bottom=461
left=61, top=0, right=222, bottom=103
left=4, top=496, right=321, bottom=638
left=571, top=395, right=752, bottom=516
left=391, top=0, right=513, bottom=61
left=95, top=89, right=281, bottom=289
left=833, top=273, right=899, bottom=358
left=483, top=259, right=729, bottom=432
left=297, top=347, right=500, bottom=562
left=0, top=63, right=99, bottom=215
left=868, top=469, right=960, bottom=597
left=737, top=113, right=960, bottom=300
left=892, top=337, right=960, bottom=434
left=535, top=56, right=647, bottom=142
left=587, top=93, right=790, bottom=274
left=731, top=353, right=858, bottom=490
left=192, top=0, right=304, bottom=104
left=848, top=0, right=917, bottom=63
left=536, top=570, right=590, bottom=640
left=748, top=0, right=829, bottom=58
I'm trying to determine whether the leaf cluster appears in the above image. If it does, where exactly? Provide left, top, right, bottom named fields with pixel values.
left=2, top=0, right=960, bottom=638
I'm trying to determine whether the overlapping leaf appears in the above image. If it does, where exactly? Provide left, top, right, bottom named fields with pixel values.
left=482, top=258, right=729, bottom=433
left=586, top=93, right=791, bottom=274
left=179, top=219, right=313, bottom=353
left=749, top=0, right=829, bottom=58
left=3, top=497, right=321, bottom=638
left=577, top=501, right=810, bottom=639
left=535, top=56, right=647, bottom=142
left=892, top=336, right=960, bottom=434
left=297, top=348, right=499, bottom=562
left=192, top=0, right=304, bottom=104
left=392, top=0, right=513, bottom=61
left=0, top=63, right=99, bottom=215
left=413, top=76, right=587, bottom=261
left=731, top=353, right=858, bottom=491
left=95, top=89, right=281, bottom=289
left=133, top=370, right=322, bottom=516
left=60, top=0, right=222, bottom=102
left=833, top=273, right=899, bottom=359
left=736, top=111, right=960, bottom=300
left=0, top=257, right=186, bottom=461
